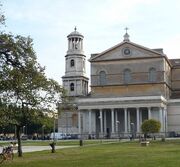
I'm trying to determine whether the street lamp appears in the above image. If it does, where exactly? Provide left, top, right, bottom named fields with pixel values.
left=66, top=112, right=68, bottom=135
left=14, top=125, right=17, bottom=139
left=50, top=112, right=58, bottom=153
left=98, top=115, right=102, bottom=139
left=116, top=121, right=120, bottom=140
left=130, top=123, right=135, bottom=140
left=42, top=125, right=45, bottom=140
left=23, top=126, right=26, bottom=135
left=2, top=128, right=5, bottom=136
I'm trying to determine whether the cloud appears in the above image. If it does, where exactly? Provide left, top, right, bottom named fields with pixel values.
left=2, top=0, right=180, bottom=83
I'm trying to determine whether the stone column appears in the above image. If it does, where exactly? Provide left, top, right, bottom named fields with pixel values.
left=88, top=110, right=92, bottom=134
left=159, top=107, right=163, bottom=132
left=100, top=109, right=103, bottom=133
left=161, top=107, right=165, bottom=132
left=111, top=109, right=115, bottom=133
left=139, top=109, right=142, bottom=130
left=127, top=109, right=130, bottom=132
left=115, top=110, right=118, bottom=132
left=68, top=39, right=70, bottom=50
left=104, top=111, right=107, bottom=133
left=148, top=107, right=151, bottom=119
left=136, top=108, right=140, bottom=133
left=79, top=39, right=81, bottom=50
left=78, top=110, right=81, bottom=134
left=81, top=38, right=83, bottom=50
left=124, top=108, right=127, bottom=133
left=70, top=39, right=72, bottom=50
left=164, top=107, right=167, bottom=135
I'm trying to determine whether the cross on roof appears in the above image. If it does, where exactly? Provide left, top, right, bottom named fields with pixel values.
left=123, top=27, right=130, bottom=42
left=125, top=27, right=129, bottom=34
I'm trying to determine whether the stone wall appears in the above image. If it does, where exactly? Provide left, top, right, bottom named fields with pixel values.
left=91, top=84, right=166, bottom=97
left=90, top=57, right=171, bottom=98
left=171, top=68, right=180, bottom=98
left=167, top=102, right=180, bottom=132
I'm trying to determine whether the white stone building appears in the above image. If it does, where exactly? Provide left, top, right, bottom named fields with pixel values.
left=59, top=28, right=180, bottom=138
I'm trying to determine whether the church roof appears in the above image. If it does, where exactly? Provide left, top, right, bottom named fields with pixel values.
left=89, top=40, right=166, bottom=62
left=170, top=59, right=180, bottom=68
left=89, top=28, right=168, bottom=62
left=67, top=27, right=84, bottom=38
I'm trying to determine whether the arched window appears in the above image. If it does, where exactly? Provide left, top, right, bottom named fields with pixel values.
left=99, top=71, right=106, bottom=85
left=70, top=83, right=74, bottom=91
left=124, top=69, right=131, bottom=84
left=70, top=59, right=75, bottom=67
left=149, top=68, right=156, bottom=82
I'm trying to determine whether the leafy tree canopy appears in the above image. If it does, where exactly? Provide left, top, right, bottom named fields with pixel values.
left=141, top=119, right=161, bottom=134
left=0, top=4, right=5, bottom=25
left=0, top=4, right=63, bottom=157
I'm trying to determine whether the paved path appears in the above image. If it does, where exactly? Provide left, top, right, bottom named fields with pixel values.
left=16, top=145, right=78, bottom=153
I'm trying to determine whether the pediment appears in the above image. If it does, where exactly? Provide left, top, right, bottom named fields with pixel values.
left=89, top=41, right=164, bottom=62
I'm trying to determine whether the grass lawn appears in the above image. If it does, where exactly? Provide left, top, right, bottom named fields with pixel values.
left=20, top=139, right=118, bottom=146
left=0, top=139, right=117, bottom=146
left=2, top=139, right=180, bottom=167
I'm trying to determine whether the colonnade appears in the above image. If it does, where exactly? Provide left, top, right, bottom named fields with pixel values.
left=78, top=107, right=167, bottom=135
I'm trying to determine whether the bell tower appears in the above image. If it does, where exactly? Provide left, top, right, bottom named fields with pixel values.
left=62, top=27, right=89, bottom=97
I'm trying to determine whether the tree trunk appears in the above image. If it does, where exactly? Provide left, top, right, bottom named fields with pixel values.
left=16, top=125, right=23, bottom=157
left=49, top=142, right=56, bottom=153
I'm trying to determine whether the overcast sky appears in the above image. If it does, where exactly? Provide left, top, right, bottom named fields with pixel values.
left=2, top=0, right=180, bottom=84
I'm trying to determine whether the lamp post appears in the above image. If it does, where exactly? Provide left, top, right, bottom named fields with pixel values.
left=116, top=121, right=120, bottom=141
left=14, top=125, right=16, bottom=139
left=130, top=123, right=135, bottom=140
left=66, top=112, right=68, bottom=135
left=23, top=126, right=26, bottom=135
left=98, top=115, right=103, bottom=143
left=42, top=125, right=45, bottom=140
left=50, top=112, right=57, bottom=153
left=53, top=115, right=56, bottom=142
left=98, top=115, right=102, bottom=139
left=2, top=128, right=5, bottom=137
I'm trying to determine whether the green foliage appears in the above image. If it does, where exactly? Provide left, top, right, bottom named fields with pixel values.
left=58, top=89, right=77, bottom=115
left=0, top=33, right=62, bottom=156
left=0, top=3, right=5, bottom=25
left=29, top=112, right=54, bottom=134
left=0, top=4, right=62, bottom=156
left=141, top=119, right=161, bottom=134
left=0, top=33, right=62, bottom=123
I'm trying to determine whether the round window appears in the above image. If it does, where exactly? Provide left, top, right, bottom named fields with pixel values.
left=123, top=48, right=131, bottom=56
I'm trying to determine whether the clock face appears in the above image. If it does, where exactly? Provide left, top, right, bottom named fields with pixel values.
left=123, top=48, right=131, bottom=56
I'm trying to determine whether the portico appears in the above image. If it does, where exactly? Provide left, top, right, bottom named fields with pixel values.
left=77, top=96, right=167, bottom=136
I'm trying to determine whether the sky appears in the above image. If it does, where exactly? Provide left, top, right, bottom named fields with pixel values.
left=1, top=0, right=180, bottom=84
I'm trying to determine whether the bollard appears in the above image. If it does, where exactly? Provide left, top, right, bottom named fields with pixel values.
left=79, top=139, right=83, bottom=146
left=161, top=136, right=165, bottom=142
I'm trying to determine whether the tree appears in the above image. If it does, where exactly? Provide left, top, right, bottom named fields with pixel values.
left=58, top=90, right=77, bottom=111
left=0, top=33, right=62, bottom=157
left=57, top=90, right=78, bottom=146
left=0, top=3, right=63, bottom=156
left=28, top=111, right=54, bottom=136
left=0, top=3, right=5, bottom=25
left=141, top=119, right=161, bottom=139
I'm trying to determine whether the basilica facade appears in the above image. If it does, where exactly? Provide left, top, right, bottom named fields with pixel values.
left=59, top=28, right=180, bottom=137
